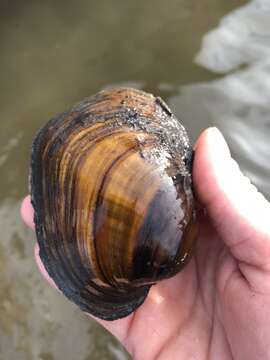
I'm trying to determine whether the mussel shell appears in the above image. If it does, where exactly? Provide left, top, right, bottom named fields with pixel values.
left=30, top=88, right=197, bottom=320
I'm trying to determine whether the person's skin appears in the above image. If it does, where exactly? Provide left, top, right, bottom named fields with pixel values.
left=21, top=128, right=270, bottom=360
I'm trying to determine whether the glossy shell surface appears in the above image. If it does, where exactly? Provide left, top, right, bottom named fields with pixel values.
left=30, top=88, right=197, bottom=320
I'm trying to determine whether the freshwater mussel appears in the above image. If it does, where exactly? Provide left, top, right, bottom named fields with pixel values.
left=30, top=88, right=197, bottom=320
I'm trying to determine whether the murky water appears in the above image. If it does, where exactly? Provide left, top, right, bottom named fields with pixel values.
left=3, top=0, right=270, bottom=359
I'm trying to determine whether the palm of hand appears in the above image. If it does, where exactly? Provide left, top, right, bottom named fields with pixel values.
left=111, top=216, right=238, bottom=360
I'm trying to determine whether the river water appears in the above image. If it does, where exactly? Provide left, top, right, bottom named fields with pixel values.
left=2, top=0, right=270, bottom=359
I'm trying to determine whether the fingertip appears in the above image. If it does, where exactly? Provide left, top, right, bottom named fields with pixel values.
left=21, top=195, right=35, bottom=230
left=193, top=127, right=231, bottom=206
left=34, top=243, right=58, bottom=290
left=196, top=127, right=230, bottom=154
left=21, top=198, right=58, bottom=289
left=194, top=127, right=231, bottom=173
left=194, top=127, right=268, bottom=214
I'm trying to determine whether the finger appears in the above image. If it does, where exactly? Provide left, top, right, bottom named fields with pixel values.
left=34, top=243, right=58, bottom=289
left=21, top=195, right=35, bottom=230
left=193, top=127, right=270, bottom=273
left=21, top=196, right=57, bottom=287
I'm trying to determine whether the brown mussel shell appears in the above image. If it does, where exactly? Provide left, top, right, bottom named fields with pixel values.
left=30, top=88, right=197, bottom=320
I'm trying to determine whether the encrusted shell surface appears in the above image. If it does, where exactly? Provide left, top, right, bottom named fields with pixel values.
left=30, top=88, right=197, bottom=320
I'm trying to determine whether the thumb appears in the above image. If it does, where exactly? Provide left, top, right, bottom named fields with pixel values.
left=193, top=127, right=270, bottom=273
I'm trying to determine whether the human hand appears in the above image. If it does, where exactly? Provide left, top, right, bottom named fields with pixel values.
left=21, top=128, right=270, bottom=360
